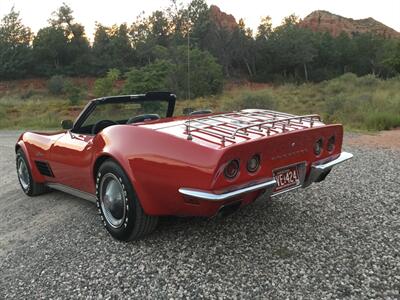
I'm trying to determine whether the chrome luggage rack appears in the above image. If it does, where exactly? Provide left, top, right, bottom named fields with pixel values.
left=184, top=110, right=322, bottom=145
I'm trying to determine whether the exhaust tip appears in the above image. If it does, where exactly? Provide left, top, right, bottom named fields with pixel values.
left=315, top=169, right=331, bottom=183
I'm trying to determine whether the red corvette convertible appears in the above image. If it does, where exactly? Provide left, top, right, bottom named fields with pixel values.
left=16, top=92, right=353, bottom=240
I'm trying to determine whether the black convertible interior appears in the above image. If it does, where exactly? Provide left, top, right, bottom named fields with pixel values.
left=68, top=92, right=175, bottom=135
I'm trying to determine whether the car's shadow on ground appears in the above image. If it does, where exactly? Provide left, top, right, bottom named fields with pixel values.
left=144, top=195, right=302, bottom=242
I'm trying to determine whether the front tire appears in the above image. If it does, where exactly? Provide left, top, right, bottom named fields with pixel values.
left=16, top=148, right=48, bottom=196
left=96, top=160, right=158, bottom=241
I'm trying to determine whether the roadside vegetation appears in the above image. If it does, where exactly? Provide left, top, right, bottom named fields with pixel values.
left=1, top=73, right=399, bottom=131
left=1, top=2, right=400, bottom=131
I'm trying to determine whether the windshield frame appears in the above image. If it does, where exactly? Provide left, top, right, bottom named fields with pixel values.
left=71, top=92, right=176, bottom=133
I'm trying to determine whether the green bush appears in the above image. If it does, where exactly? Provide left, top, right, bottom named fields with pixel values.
left=47, top=75, right=65, bottom=95
left=356, top=74, right=379, bottom=87
left=364, top=112, right=400, bottom=130
left=123, top=60, right=173, bottom=94
left=94, top=69, right=120, bottom=97
left=21, top=88, right=35, bottom=100
left=64, top=80, right=82, bottom=105
left=221, top=90, right=277, bottom=111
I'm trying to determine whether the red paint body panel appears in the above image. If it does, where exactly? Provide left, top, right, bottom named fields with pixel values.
left=16, top=111, right=344, bottom=217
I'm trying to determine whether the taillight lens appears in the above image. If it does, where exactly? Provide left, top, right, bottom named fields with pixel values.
left=247, top=154, right=260, bottom=173
left=314, top=138, right=323, bottom=156
left=327, top=136, right=335, bottom=152
left=224, top=160, right=239, bottom=179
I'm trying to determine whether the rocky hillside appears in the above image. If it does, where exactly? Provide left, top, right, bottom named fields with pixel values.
left=209, top=5, right=238, bottom=31
left=299, top=10, right=400, bottom=38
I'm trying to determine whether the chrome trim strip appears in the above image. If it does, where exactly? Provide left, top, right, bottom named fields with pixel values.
left=46, top=183, right=97, bottom=203
left=179, top=179, right=277, bottom=201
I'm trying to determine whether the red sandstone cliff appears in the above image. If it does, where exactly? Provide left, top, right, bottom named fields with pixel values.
left=299, top=10, right=400, bottom=38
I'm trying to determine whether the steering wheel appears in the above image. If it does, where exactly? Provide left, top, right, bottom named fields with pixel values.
left=92, top=119, right=117, bottom=135
left=126, top=114, right=160, bottom=124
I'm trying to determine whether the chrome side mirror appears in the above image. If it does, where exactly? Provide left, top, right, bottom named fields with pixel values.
left=61, top=119, right=73, bottom=130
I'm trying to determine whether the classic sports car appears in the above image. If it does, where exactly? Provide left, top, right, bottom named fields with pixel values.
left=16, top=92, right=353, bottom=241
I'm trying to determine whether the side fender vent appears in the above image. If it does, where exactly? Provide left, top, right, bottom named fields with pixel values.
left=35, top=161, right=54, bottom=177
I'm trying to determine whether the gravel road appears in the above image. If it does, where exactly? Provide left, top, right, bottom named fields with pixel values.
left=1, top=131, right=399, bottom=299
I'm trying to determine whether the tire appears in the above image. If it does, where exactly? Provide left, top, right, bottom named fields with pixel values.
left=16, top=148, right=48, bottom=196
left=96, top=160, right=158, bottom=241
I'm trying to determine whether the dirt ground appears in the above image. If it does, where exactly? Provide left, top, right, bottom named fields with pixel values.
left=345, top=129, right=400, bottom=150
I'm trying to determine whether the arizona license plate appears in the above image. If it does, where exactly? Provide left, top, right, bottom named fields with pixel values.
left=273, top=165, right=300, bottom=192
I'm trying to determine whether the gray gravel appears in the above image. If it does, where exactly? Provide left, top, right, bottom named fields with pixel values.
left=1, top=131, right=399, bottom=299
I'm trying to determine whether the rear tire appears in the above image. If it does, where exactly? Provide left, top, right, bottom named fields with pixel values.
left=96, top=160, right=158, bottom=241
left=16, top=148, right=48, bottom=196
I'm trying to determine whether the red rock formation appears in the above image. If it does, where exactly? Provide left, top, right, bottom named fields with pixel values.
left=299, top=10, right=400, bottom=38
left=209, top=5, right=238, bottom=31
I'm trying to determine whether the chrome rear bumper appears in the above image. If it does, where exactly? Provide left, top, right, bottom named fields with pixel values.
left=178, top=151, right=353, bottom=201
left=179, top=180, right=276, bottom=201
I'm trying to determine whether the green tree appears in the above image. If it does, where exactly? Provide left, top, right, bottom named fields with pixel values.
left=49, top=3, right=91, bottom=75
left=383, top=41, right=400, bottom=73
left=335, top=32, right=355, bottom=74
left=130, top=10, right=171, bottom=65
left=93, top=23, right=135, bottom=75
left=268, top=15, right=316, bottom=81
left=256, top=16, right=273, bottom=41
left=231, top=19, right=256, bottom=77
left=124, top=46, right=223, bottom=98
left=32, top=26, right=68, bottom=75
left=0, top=7, right=32, bottom=79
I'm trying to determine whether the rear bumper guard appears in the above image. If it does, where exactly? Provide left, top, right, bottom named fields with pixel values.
left=178, top=151, right=353, bottom=201
left=303, top=151, right=353, bottom=187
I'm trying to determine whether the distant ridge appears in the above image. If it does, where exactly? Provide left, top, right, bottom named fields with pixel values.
left=299, top=10, right=400, bottom=38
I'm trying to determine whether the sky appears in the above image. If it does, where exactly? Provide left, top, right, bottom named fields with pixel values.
left=1, top=0, right=400, bottom=39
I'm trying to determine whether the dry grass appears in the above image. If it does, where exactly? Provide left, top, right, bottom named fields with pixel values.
left=1, top=73, right=400, bottom=131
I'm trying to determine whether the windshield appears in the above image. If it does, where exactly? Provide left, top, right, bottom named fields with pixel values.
left=81, top=100, right=168, bottom=129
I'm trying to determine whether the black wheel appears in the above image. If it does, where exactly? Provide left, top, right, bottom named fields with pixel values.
left=96, top=160, right=158, bottom=241
left=16, top=148, right=48, bottom=196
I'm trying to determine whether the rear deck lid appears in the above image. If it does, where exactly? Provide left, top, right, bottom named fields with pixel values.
left=141, top=109, right=325, bottom=149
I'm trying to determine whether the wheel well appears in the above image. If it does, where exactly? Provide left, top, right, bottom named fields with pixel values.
left=93, top=155, right=114, bottom=183
left=15, top=144, right=21, bottom=153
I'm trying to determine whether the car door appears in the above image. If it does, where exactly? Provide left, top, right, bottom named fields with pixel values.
left=49, top=131, right=96, bottom=194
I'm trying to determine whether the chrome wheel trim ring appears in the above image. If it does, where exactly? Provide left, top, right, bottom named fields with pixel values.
left=99, top=173, right=126, bottom=228
left=17, top=157, right=30, bottom=191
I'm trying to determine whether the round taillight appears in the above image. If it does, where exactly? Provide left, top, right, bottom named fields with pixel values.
left=247, top=154, right=260, bottom=173
left=224, top=160, right=239, bottom=179
left=327, top=135, right=335, bottom=152
left=314, top=138, right=323, bottom=156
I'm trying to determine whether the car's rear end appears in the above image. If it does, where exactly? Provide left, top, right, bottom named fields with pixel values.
left=171, top=109, right=352, bottom=217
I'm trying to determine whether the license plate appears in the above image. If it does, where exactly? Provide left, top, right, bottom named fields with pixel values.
left=273, top=165, right=300, bottom=192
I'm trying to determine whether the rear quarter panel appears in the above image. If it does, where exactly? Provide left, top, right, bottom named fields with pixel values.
left=95, top=125, right=223, bottom=216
